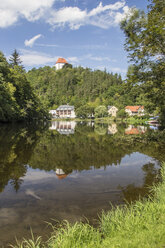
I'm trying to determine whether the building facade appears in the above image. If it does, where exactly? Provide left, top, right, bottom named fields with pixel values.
left=55, top=58, right=68, bottom=70
left=108, top=106, right=118, bottom=117
left=56, top=105, right=76, bottom=118
left=125, top=106, right=145, bottom=116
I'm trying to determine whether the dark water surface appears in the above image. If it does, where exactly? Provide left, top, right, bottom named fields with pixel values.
left=0, top=121, right=164, bottom=246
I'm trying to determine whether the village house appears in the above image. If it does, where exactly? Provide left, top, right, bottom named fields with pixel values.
left=55, top=58, right=68, bottom=70
left=125, top=106, right=145, bottom=116
left=56, top=105, right=76, bottom=118
left=108, top=106, right=118, bottom=117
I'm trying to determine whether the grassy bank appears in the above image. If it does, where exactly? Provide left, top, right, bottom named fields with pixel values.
left=12, top=163, right=165, bottom=248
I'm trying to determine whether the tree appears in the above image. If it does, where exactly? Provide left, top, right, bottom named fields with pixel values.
left=117, top=109, right=128, bottom=119
left=94, top=105, right=108, bottom=118
left=120, top=0, right=165, bottom=124
left=76, top=105, right=93, bottom=119
left=9, top=49, right=23, bottom=68
left=0, top=51, right=47, bottom=122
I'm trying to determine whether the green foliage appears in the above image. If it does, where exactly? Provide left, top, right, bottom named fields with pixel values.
left=0, top=51, right=47, bottom=122
left=117, top=109, right=127, bottom=118
left=121, top=0, right=165, bottom=124
left=127, top=116, right=149, bottom=125
left=9, top=49, right=23, bottom=68
left=26, top=66, right=125, bottom=110
left=94, top=105, right=108, bottom=118
left=76, top=105, right=93, bottom=118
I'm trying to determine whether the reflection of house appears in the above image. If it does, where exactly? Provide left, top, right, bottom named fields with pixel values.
left=108, top=124, right=118, bottom=134
left=125, top=126, right=139, bottom=135
left=56, top=169, right=67, bottom=180
left=49, top=121, right=76, bottom=135
left=49, top=110, right=56, bottom=118
left=55, top=58, right=68, bottom=70
left=56, top=105, right=76, bottom=118
left=125, top=125, right=147, bottom=135
left=125, top=106, right=145, bottom=116
left=108, top=106, right=118, bottom=117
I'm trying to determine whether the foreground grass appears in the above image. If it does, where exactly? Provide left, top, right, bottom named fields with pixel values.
left=12, top=163, right=165, bottom=248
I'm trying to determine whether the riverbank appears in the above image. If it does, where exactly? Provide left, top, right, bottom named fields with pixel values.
left=12, top=163, right=165, bottom=248
left=51, top=115, right=150, bottom=125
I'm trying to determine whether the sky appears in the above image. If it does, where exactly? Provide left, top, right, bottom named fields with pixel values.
left=0, top=0, right=148, bottom=78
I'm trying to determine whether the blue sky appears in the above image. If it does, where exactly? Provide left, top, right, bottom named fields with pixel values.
left=0, top=0, right=148, bottom=78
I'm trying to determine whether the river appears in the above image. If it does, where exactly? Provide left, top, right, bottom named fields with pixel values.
left=0, top=121, right=164, bottom=246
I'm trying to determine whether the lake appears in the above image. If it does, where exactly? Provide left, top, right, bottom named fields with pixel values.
left=0, top=121, right=164, bottom=246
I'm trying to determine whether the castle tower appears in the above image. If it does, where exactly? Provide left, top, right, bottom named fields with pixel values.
left=55, top=58, right=68, bottom=70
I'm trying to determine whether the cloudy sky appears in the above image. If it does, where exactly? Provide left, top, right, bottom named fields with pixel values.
left=0, top=0, right=147, bottom=77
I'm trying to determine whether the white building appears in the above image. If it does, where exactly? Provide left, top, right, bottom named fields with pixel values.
left=55, top=58, right=68, bottom=70
left=56, top=105, right=76, bottom=118
left=108, top=106, right=118, bottom=117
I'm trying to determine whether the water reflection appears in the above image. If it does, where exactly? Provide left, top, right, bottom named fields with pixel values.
left=49, top=121, right=76, bottom=134
left=108, top=123, right=118, bottom=135
left=56, top=168, right=68, bottom=179
left=0, top=122, right=164, bottom=246
left=125, top=125, right=147, bottom=135
left=49, top=121, right=149, bottom=136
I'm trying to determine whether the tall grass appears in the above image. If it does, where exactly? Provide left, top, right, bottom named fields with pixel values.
left=11, top=163, right=165, bottom=248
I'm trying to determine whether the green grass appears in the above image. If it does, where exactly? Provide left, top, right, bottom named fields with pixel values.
left=11, top=163, right=165, bottom=248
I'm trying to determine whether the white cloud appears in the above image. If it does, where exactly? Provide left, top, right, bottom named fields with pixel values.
left=114, top=6, right=132, bottom=24
left=0, top=0, right=132, bottom=30
left=25, top=34, right=43, bottom=47
left=47, top=1, right=132, bottom=30
left=20, top=49, right=58, bottom=66
left=0, top=0, right=55, bottom=28
left=47, top=7, right=87, bottom=30
left=88, top=1, right=125, bottom=17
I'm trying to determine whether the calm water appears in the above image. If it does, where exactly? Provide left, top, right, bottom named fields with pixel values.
left=0, top=121, right=164, bottom=246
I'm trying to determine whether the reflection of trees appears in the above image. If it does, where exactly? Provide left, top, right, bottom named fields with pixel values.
left=0, top=122, right=164, bottom=194
left=29, top=124, right=137, bottom=173
left=94, top=123, right=107, bottom=135
left=29, top=123, right=164, bottom=176
left=119, top=163, right=161, bottom=203
left=0, top=123, right=46, bottom=193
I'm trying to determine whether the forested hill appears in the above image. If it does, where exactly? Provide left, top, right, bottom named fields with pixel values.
left=0, top=52, right=47, bottom=122
left=26, top=66, right=139, bottom=112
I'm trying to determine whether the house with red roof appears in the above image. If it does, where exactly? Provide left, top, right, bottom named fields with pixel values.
left=125, top=106, right=145, bottom=116
left=55, top=57, right=68, bottom=70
